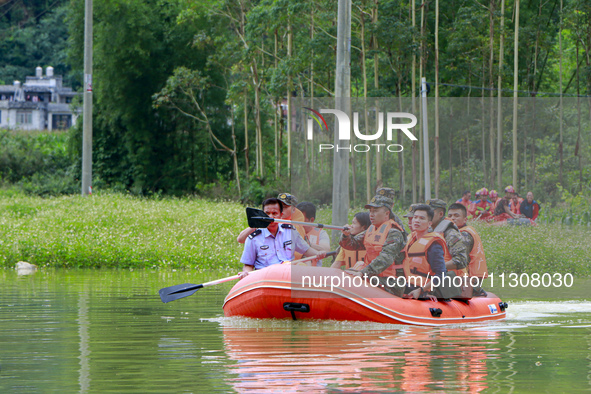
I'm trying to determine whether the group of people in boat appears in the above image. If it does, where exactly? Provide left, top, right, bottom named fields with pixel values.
left=238, top=189, right=491, bottom=300
left=456, top=186, right=541, bottom=222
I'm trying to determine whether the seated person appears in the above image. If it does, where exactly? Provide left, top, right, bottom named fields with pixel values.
left=403, top=205, right=461, bottom=300
left=402, top=203, right=420, bottom=232
left=237, top=192, right=305, bottom=243
left=447, top=203, right=488, bottom=297
left=468, top=188, right=493, bottom=220
left=510, top=193, right=524, bottom=216
left=239, top=198, right=324, bottom=278
left=331, top=212, right=370, bottom=270
left=297, top=201, right=331, bottom=266
left=427, top=199, right=469, bottom=275
left=519, top=191, right=540, bottom=220
left=340, top=188, right=407, bottom=296
left=493, top=185, right=522, bottom=221
left=489, top=190, right=500, bottom=211
left=456, top=190, right=472, bottom=209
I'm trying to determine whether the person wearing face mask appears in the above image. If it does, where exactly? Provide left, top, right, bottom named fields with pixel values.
left=339, top=187, right=408, bottom=296
left=238, top=198, right=324, bottom=279
left=236, top=192, right=306, bottom=244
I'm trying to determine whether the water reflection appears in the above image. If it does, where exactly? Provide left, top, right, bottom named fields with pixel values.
left=3, top=270, right=591, bottom=393
left=222, top=324, right=500, bottom=393
left=78, top=290, right=90, bottom=393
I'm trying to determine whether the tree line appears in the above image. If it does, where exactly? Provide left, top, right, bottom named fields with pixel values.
left=1, top=0, right=589, bottom=206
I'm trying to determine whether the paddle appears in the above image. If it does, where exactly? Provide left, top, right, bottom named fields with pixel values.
left=158, top=251, right=337, bottom=303
left=246, top=207, right=347, bottom=230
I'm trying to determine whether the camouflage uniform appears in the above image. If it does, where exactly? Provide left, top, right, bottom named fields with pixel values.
left=277, top=193, right=298, bottom=206
left=403, top=204, right=420, bottom=219
left=427, top=199, right=469, bottom=270
left=340, top=188, right=407, bottom=296
left=402, top=203, right=420, bottom=233
left=460, top=231, right=475, bottom=256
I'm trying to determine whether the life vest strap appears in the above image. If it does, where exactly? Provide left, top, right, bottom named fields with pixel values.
left=410, top=267, right=430, bottom=277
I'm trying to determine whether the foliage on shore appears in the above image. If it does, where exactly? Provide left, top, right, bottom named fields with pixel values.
left=1, top=193, right=590, bottom=277
left=0, top=193, right=246, bottom=270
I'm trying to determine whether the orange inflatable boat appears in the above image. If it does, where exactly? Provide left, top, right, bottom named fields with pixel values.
left=223, top=264, right=507, bottom=326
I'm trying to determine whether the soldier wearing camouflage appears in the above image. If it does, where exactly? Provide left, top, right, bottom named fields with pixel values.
left=340, top=187, right=407, bottom=296
left=427, top=198, right=469, bottom=271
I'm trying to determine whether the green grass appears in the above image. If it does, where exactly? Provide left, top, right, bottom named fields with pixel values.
left=0, top=193, right=246, bottom=270
left=0, top=193, right=590, bottom=276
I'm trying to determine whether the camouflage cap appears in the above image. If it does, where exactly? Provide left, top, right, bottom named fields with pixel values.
left=277, top=192, right=298, bottom=206
left=403, top=203, right=420, bottom=218
left=426, top=198, right=447, bottom=210
left=365, top=187, right=396, bottom=210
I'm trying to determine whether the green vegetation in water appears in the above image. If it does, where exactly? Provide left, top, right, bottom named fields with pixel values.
left=0, top=193, right=590, bottom=276
left=0, top=193, right=246, bottom=270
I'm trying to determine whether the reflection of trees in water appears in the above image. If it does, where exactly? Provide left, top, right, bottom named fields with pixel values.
left=223, top=326, right=500, bottom=393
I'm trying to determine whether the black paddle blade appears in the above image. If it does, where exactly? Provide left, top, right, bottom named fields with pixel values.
left=159, top=283, right=203, bottom=303
left=246, top=207, right=273, bottom=228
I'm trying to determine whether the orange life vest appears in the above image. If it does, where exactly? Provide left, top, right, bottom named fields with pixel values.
left=305, top=227, right=322, bottom=246
left=510, top=198, right=522, bottom=215
left=459, top=225, right=488, bottom=278
left=362, top=219, right=405, bottom=277
left=341, top=248, right=366, bottom=269
left=290, top=208, right=307, bottom=259
left=402, top=232, right=449, bottom=287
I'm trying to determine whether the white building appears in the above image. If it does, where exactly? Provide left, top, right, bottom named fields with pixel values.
left=0, top=66, right=80, bottom=130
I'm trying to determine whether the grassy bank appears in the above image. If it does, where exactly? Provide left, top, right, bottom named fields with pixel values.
left=0, top=193, right=590, bottom=275
left=0, top=193, right=245, bottom=270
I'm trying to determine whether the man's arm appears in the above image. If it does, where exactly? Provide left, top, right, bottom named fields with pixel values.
left=339, top=230, right=366, bottom=250
left=444, top=228, right=468, bottom=270
left=237, top=227, right=257, bottom=244
left=533, top=203, right=540, bottom=220
left=358, top=229, right=405, bottom=276
left=330, top=247, right=345, bottom=268
left=238, top=237, right=257, bottom=278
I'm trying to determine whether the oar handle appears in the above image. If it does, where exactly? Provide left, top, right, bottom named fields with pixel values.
left=288, top=250, right=337, bottom=264
left=202, top=274, right=242, bottom=288
left=207, top=252, right=337, bottom=286
left=257, top=217, right=347, bottom=231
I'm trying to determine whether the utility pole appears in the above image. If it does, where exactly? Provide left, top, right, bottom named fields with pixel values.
left=81, top=0, right=93, bottom=195
left=332, top=0, right=351, bottom=237
left=512, top=0, right=519, bottom=187
left=421, top=77, right=431, bottom=201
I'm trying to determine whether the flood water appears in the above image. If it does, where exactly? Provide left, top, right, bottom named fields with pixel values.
left=1, top=269, right=590, bottom=393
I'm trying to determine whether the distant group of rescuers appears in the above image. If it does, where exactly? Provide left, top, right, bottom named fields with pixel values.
left=456, top=186, right=540, bottom=222
left=236, top=187, right=512, bottom=300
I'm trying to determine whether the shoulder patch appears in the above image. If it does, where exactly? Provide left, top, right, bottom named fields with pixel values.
left=248, top=229, right=262, bottom=239
left=281, top=223, right=295, bottom=229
